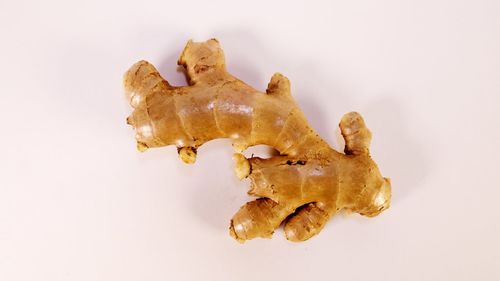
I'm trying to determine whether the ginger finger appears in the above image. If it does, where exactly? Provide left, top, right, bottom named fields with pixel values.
left=229, top=198, right=294, bottom=242
left=284, top=203, right=332, bottom=242
left=340, top=111, right=372, bottom=155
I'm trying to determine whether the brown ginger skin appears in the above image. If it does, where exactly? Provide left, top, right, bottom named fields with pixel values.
left=124, top=39, right=391, bottom=242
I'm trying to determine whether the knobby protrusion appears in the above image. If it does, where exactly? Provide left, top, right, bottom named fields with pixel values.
left=233, top=153, right=251, bottom=180
left=178, top=147, right=197, bottom=164
left=266, top=73, right=291, bottom=98
left=340, top=112, right=372, bottom=155
left=137, top=142, right=148, bottom=152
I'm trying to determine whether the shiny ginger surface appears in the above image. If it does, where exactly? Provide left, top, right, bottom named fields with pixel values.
left=124, top=39, right=391, bottom=242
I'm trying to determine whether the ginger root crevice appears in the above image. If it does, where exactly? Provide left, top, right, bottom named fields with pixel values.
left=124, top=39, right=391, bottom=243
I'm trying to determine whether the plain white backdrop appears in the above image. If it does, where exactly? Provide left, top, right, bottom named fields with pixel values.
left=1, top=0, right=499, bottom=280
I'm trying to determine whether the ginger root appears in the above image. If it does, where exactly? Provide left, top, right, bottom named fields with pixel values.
left=124, top=39, right=391, bottom=242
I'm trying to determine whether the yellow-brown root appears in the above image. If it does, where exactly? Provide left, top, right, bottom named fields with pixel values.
left=124, top=39, right=391, bottom=242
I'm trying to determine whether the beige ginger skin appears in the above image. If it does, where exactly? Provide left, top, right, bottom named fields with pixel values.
left=124, top=39, right=391, bottom=242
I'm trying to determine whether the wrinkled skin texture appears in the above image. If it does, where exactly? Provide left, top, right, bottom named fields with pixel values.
left=124, top=39, right=391, bottom=242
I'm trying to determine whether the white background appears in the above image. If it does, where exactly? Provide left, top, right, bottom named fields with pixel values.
left=1, top=0, right=499, bottom=280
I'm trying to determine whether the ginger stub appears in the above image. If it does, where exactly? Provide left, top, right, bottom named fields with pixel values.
left=124, top=39, right=391, bottom=242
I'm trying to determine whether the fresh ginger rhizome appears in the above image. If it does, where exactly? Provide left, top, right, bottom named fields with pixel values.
left=124, top=39, right=391, bottom=242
